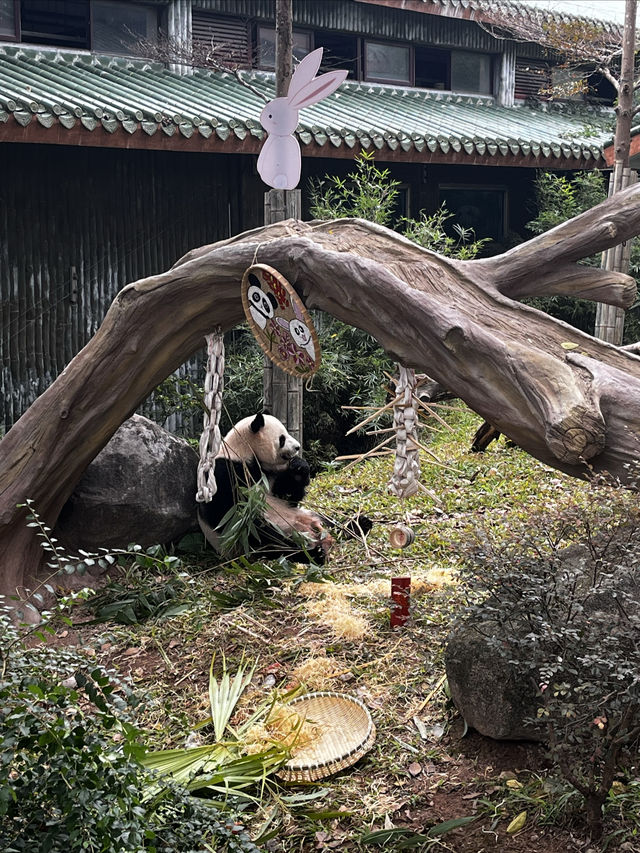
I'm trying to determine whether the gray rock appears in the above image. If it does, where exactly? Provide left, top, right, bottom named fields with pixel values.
left=445, top=538, right=640, bottom=742
left=445, top=620, right=542, bottom=741
left=55, top=415, right=199, bottom=553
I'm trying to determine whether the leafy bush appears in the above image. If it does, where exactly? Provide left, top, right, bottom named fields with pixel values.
left=526, top=170, right=608, bottom=237
left=0, top=612, right=260, bottom=852
left=308, top=150, right=401, bottom=225
left=457, top=483, right=640, bottom=840
left=401, top=206, right=489, bottom=259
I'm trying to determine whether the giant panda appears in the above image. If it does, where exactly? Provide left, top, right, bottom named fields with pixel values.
left=197, top=412, right=332, bottom=563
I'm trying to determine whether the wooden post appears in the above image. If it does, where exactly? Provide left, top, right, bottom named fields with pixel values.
left=594, top=0, right=637, bottom=345
left=595, top=166, right=637, bottom=344
left=263, top=190, right=303, bottom=443
left=262, top=0, right=303, bottom=444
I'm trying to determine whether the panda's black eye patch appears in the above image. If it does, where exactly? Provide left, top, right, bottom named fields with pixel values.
left=279, top=435, right=286, bottom=448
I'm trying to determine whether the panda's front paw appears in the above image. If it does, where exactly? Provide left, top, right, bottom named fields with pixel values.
left=288, top=456, right=310, bottom=483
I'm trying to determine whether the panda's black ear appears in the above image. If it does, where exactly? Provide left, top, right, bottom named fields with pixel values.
left=250, top=413, right=265, bottom=433
left=248, top=273, right=261, bottom=288
left=267, top=292, right=278, bottom=309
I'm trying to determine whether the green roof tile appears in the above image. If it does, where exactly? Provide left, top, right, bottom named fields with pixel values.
left=0, top=44, right=612, bottom=163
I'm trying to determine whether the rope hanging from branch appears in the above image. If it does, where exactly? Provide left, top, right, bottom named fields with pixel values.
left=387, top=366, right=421, bottom=499
left=196, top=329, right=225, bottom=504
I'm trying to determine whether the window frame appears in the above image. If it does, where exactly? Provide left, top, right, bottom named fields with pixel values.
left=363, top=38, right=413, bottom=86
left=18, top=0, right=91, bottom=49
left=90, top=0, right=160, bottom=57
left=256, top=24, right=313, bottom=71
left=0, top=0, right=19, bottom=42
left=450, top=49, right=494, bottom=96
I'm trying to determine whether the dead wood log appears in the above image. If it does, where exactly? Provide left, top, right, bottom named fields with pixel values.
left=3, top=182, right=640, bottom=600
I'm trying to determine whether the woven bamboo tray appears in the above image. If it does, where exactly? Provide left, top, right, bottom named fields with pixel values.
left=276, top=691, right=376, bottom=782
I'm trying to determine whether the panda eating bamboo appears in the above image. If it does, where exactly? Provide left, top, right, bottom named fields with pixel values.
left=197, top=412, right=332, bottom=563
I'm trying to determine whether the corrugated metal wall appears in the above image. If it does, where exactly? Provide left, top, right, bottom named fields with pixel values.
left=0, top=142, right=257, bottom=434
left=194, top=0, right=549, bottom=57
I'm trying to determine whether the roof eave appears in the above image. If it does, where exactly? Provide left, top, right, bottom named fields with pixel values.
left=0, top=112, right=603, bottom=170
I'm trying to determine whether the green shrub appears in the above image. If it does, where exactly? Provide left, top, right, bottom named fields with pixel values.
left=308, top=149, right=401, bottom=225
left=457, top=484, right=640, bottom=840
left=0, top=612, right=260, bottom=853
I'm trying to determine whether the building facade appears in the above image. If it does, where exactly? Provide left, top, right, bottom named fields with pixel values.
left=0, top=0, right=618, bottom=431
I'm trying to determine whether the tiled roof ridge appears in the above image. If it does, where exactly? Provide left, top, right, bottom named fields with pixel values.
left=412, top=0, right=622, bottom=33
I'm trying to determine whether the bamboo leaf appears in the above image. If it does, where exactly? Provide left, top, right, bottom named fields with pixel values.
left=426, top=816, right=476, bottom=837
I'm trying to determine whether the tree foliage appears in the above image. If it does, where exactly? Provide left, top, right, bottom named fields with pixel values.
left=480, top=7, right=627, bottom=106
left=524, top=170, right=640, bottom=341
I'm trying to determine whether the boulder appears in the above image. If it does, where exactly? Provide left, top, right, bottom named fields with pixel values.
left=444, top=538, right=640, bottom=741
left=55, top=415, right=199, bottom=553
left=444, top=620, right=542, bottom=741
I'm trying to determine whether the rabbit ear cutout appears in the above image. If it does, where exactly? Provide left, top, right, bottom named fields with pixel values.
left=288, top=47, right=324, bottom=97
left=288, top=70, right=348, bottom=108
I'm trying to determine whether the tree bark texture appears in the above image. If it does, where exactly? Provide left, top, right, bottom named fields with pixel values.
left=3, top=182, right=640, bottom=597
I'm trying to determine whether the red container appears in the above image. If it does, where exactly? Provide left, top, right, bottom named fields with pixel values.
left=390, top=576, right=411, bottom=627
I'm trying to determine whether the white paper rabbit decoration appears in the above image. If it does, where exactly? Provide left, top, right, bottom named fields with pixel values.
left=257, top=47, right=348, bottom=191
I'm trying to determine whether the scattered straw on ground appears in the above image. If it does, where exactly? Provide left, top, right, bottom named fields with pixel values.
left=299, top=567, right=455, bottom=604
left=303, top=592, right=371, bottom=640
left=292, top=655, right=343, bottom=690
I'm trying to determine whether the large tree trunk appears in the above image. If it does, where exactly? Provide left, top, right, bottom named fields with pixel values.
left=3, top=182, right=640, bottom=600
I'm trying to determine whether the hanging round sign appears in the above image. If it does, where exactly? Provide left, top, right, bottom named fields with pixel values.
left=241, top=263, right=321, bottom=377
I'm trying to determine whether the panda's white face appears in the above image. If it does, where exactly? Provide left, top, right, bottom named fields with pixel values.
left=247, top=284, right=276, bottom=330
left=221, top=412, right=300, bottom=471
left=257, top=413, right=300, bottom=470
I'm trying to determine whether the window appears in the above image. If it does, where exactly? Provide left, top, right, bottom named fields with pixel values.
left=20, top=0, right=89, bottom=48
left=0, top=0, right=18, bottom=40
left=439, top=185, right=506, bottom=242
left=314, top=31, right=359, bottom=79
left=451, top=51, right=492, bottom=95
left=364, top=40, right=411, bottom=85
left=257, top=25, right=311, bottom=70
left=92, top=1, right=158, bottom=55
left=0, top=1, right=158, bottom=53
left=415, top=46, right=449, bottom=90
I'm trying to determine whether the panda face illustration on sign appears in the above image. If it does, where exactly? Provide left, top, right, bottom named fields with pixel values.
left=278, top=312, right=315, bottom=360
left=246, top=274, right=278, bottom=329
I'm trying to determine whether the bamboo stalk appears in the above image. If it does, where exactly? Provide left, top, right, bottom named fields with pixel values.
left=405, top=673, right=448, bottom=721
left=334, top=449, right=393, bottom=461
left=339, top=434, right=396, bottom=471
left=407, top=435, right=464, bottom=474
left=413, top=395, right=455, bottom=432
left=345, top=399, right=396, bottom=436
